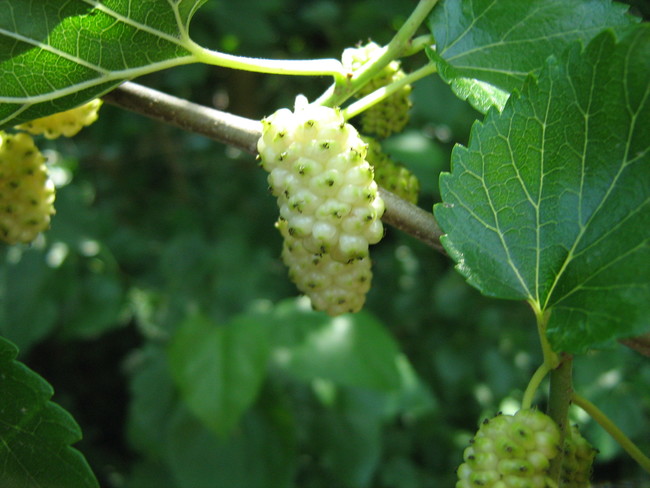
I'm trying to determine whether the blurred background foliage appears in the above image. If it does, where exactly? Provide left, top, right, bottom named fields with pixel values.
left=1, top=0, right=649, bottom=487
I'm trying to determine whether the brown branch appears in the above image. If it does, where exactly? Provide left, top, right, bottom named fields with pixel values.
left=620, top=333, right=650, bottom=358
left=102, top=81, right=445, bottom=253
left=102, top=81, right=261, bottom=154
left=378, top=189, right=444, bottom=251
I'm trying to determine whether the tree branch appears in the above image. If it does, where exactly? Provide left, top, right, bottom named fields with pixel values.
left=102, top=81, right=445, bottom=253
left=101, top=81, right=261, bottom=154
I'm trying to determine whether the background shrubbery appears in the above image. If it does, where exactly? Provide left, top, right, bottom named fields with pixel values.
left=2, top=1, right=649, bottom=487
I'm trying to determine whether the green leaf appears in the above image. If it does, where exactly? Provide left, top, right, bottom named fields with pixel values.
left=58, top=271, right=125, bottom=340
left=0, top=0, right=207, bottom=128
left=167, top=314, right=270, bottom=437
left=311, top=389, right=383, bottom=488
left=126, top=345, right=176, bottom=458
left=124, top=460, right=178, bottom=488
left=165, top=405, right=295, bottom=488
left=0, top=336, right=99, bottom=487
left=426, top=48, right=510, bottom=114
left=427, top=0, right=635, bottom=108
left=0, top=248, right=58, bottom=352
left=270, top=300, right=403, bottom=391
left=434, top=26, right=650, bottom=353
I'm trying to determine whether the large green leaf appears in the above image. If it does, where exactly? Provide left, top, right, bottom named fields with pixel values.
left=311, top=389, right=384, bottom=488
left=0, top=248, right=58, bottom=352
left=167, top=313, right=270, bottom=437
left=165, top=405, right=295, bottom=488
left=0, top=336, right=99, bottom=487
left=427, top=0, right=635, bottom=112
left=270, top=300, right=404, bottom=391
left=126, top=345, right=177, bottom=459
left=0, top=0, right=207, bottom=128
left=435, top=26, right=650, bottom=353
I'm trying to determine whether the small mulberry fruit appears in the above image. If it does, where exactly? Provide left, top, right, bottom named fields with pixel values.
left=16, top=99, right=103, bottom=139
left=560, top=425, right=597, bottom=488
left=0, top=132, right=55, bottom=244
left=456, top=409, right=561, bottom=488
left=363, top=136, right=419, bottom=204
left=342, top=41, right=412, bottom=138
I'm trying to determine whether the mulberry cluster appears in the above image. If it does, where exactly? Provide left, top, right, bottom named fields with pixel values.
left=257, top=98, right=385, bottom=315
left=16, top=99, right=103, bottom=139
left=0, top=132, right=55, bottom=244
left=456, top=409, right=561, bottom=488
left=561, top=426, right=597, bottom=488
left=363, top=136, right=419, bottom=204
left=342, top=41, right=412, bottom=138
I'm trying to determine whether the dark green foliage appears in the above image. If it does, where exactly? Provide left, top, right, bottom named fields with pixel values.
left=0, top=1, right=648, bottom=487
left=0, top=336, right=99, bottom=488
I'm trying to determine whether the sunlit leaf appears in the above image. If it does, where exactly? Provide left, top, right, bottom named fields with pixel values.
left=426, top=48, right=509, bottom=113
left=0, top=0, right=207, bottom=128
left=435, top=26, right=650, bottom=353
left=427, top=0, right=635, bottom=110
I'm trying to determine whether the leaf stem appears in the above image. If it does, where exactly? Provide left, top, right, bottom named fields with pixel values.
left=521, top=307, right=560, bottom=410
left=533, top=306, right=560, bottom=369
left=341, top=63, right=437, bottom=120
left=572, top=392, right=650, bottom=474
left=521, top=362, right=551, bottom=410
left=401, top=34, right=436, bottom=57
left=186, top=41, right=346, bottom=81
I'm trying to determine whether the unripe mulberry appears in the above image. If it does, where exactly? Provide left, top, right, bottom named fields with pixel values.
left=0, top=132, right=55, bottom=244
left=16, top=99, right=102, bottom=139
left=456, top=410, right=561, bottom=488
left=257, top=97, right=385, bottom=264
left=342, top=41, right=412, bottom=138
left=277, top=219, right=372, bottom=315
left=363, top=136, right=419, bottom=204
left=560, top=426, right=597, bottom=488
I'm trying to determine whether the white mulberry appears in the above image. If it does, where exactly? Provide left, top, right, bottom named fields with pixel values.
left=277, top=219, right=372, bottom=315
left=0, top=132, right=55, bottom=244
left=16, top=99, right=102, bottom=139
left=258, top=98, right=385, bottom=264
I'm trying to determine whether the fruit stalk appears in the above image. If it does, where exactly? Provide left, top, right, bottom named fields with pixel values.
left=572, top=393, right=650, bottom=474
left=341, top=63, right=437, bottom=120
left=316, top=0, right=440, bottom=107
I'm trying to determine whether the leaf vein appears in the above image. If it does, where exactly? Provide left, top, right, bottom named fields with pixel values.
left=0, top=56, right=196, bottom=105
left=0, top=27, right=110, bottom=76
left=477, top=134, right=533, bottom=298
left=80, top=0, right=185, bottom=46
